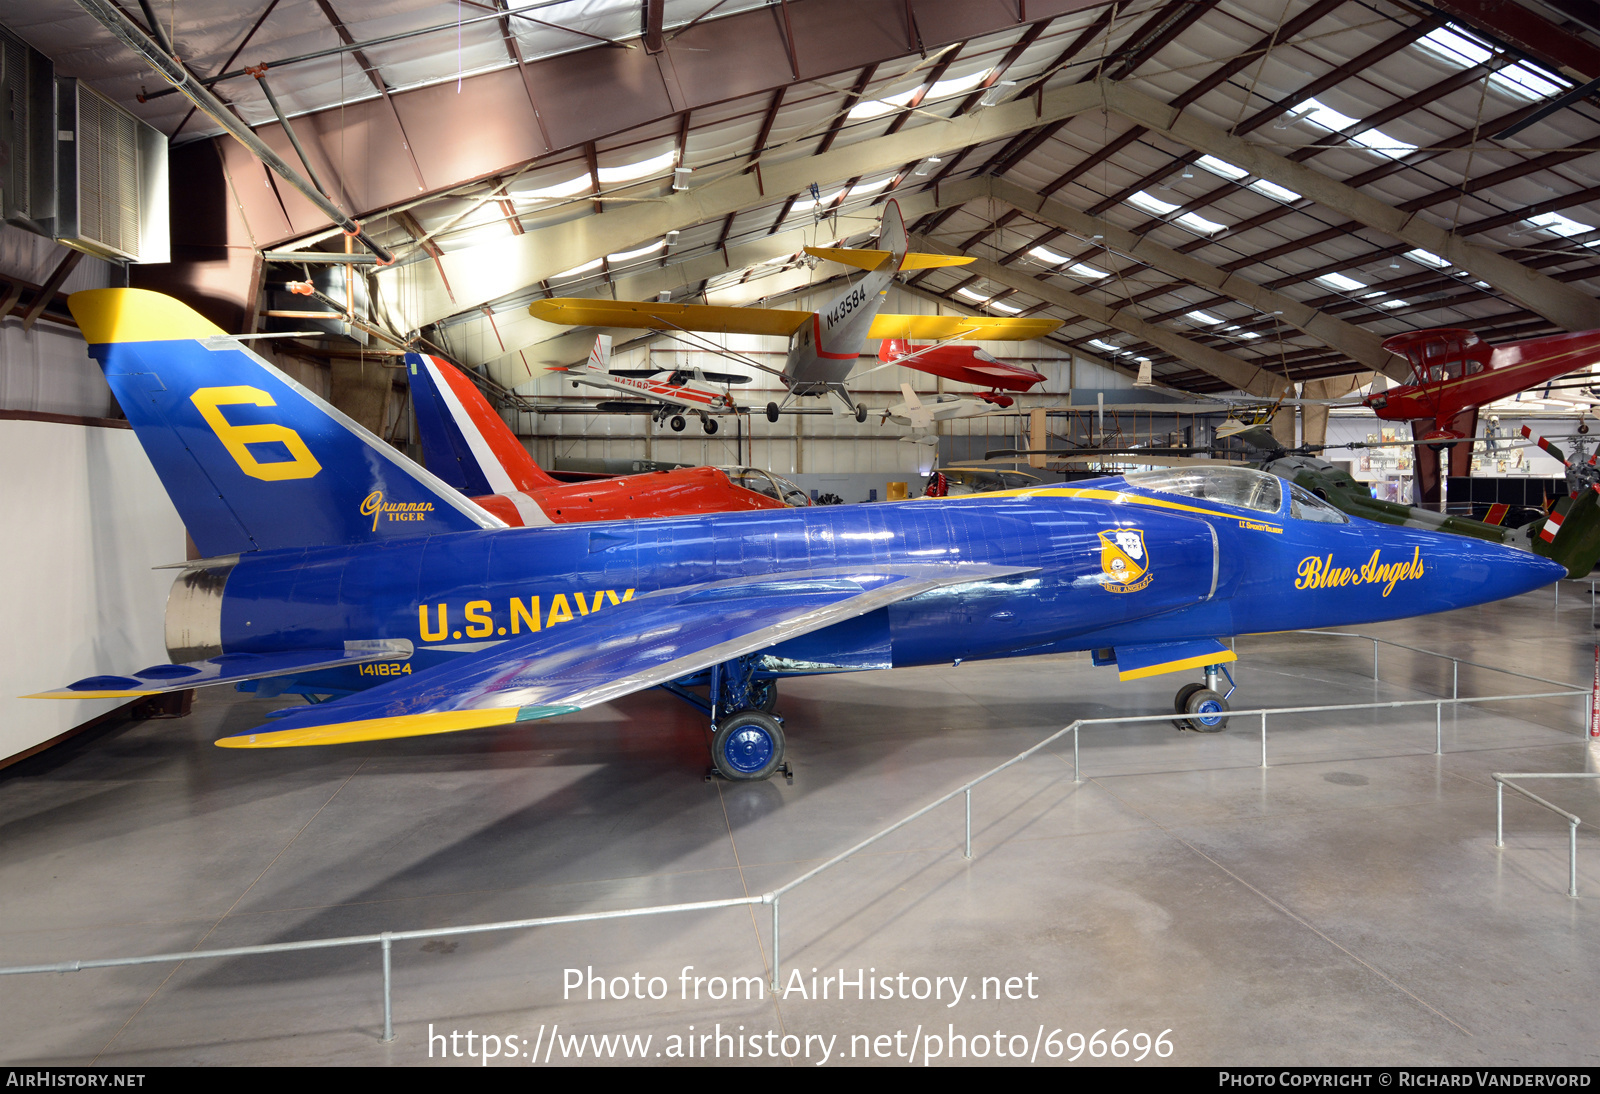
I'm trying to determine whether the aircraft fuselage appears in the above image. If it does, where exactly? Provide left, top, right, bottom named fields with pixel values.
left=201, top=483, right=1561, bottom=694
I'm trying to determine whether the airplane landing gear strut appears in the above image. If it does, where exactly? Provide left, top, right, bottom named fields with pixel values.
left=702, top=656, right=790, bottom=782
left=1174, top=663, right=1234, bottom=733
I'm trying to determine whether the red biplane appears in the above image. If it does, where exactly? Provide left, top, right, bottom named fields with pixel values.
left=876, top=338, right=1048, bottom=408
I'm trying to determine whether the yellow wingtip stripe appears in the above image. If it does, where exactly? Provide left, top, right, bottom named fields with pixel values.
left=1119, top=650, right=1237, bottom=682
left=215, top=707, right=525, bottom=748
left=68, top=288, right=226, bottom=344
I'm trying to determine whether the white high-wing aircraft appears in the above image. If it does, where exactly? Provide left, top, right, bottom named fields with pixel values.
left=880, top=383, right=1003, bottom=429
left=548, top=334, right=746, bottom=434
left=529, top=200, right=1061, bottom=423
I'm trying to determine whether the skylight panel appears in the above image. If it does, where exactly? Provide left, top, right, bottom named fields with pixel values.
left=1175, top=211, right=1227, bottom=234
left=955, top=287, right=990, bottom=301
left=1029, top=245, right=1069, bottom=264
left=848, top=86, right=919, bottom=119
left=607, top=240, right=667, bottom=262
left=1405, top=248, right=1450, bottom=268
left=1248, top=179, right=1300, bottom=203
left=596, top=150, right=677, bottom=184
left=552, top=257, right=604, bottom=279
left=1527, top=211, right=1596, bottom=238
left=927, top=70, right=990, bottom=99
left=1378, top=298, right=1409, bottom=308
left=1416, top=26, right=1568, bottom=101
left=1222, top=325, right=1261, bottom=339
left=1126, top=191, right=1179, bottom=215
left=1068, top=263, right=1108, bottom=279
left=1087, top=339, right=1121, bottom=353
left=1314, top=272, right=1367, bottom=292
left=1186, top=310, right=1223, bottom=324
left=988, top=300, right=1022, bottom=314
left=1291, top=99, right=1414, bottom=160
left=849, top=177, right=895, bottom=195
left=1197, top=155, right=1247, bottom=181
left=522, top=174, right=593, bottom=199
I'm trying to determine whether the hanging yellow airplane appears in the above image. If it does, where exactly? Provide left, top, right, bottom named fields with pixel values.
left=529, top=200, right=1061, bottom=422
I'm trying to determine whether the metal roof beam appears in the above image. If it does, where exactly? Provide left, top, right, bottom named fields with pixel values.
left=1102, top=80, right=1600, bottom=332
left=384, top=79, right=1115, bottom=328
left=908, top=231, right=1290, bottom=397
left=984, top=177, right=1408, bottom=379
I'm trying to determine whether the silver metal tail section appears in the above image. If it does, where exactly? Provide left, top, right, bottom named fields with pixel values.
left=782, top=200, right=909, bottom=395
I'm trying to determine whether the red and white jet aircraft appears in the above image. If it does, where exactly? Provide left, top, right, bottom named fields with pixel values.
left=407, top=351, right=784, bottom=524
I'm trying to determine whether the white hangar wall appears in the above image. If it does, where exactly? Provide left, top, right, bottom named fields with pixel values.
left=0, top=227, right=185, bottom=764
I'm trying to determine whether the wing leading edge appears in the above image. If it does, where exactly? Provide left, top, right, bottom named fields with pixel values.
left=216, top=564, right=1035, bottom=748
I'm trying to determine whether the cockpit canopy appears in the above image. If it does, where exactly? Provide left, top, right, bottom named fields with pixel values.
left=1123, top=466, right=1348, bottom=523
left=1380, top=328, right=1491, bottom=384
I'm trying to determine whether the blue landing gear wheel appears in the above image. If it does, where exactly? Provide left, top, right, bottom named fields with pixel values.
left=711, top=710, right=786, bottom=781
left=751, top=678, right=778, bottom=713
left=1179, top=688, right=1229, bottom=733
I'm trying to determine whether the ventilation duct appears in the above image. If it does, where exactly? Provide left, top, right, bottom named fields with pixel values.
left=0, top=25, right=55, bottom=229
left=55, top=76, right=167, bottom=263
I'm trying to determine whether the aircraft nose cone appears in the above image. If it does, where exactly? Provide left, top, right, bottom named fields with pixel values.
left=1449, top=542, right=1566, bottom=604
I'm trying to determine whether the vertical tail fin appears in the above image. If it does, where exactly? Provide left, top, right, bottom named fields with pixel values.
left=878, top=198, right=907, bottom=258
left=587, top=334, right=613, bottom=373
left=70, top=288, right=504, bottom=557
left=406, top=352, right=559, bottom=497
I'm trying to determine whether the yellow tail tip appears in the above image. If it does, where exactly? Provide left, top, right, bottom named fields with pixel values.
left=68, top=288, right=226, bottom=345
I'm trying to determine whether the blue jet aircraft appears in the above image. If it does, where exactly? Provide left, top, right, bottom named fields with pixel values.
left=32, top=289, right=1565, bottom=781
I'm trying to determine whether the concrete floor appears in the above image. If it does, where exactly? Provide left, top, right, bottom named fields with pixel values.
left=3, top=585, right=1599, bottom=1067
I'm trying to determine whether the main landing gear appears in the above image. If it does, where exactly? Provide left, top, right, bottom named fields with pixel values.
left=1173, top=663, right=1234, bottom=732
left=661, top=656, right=790, bottom=782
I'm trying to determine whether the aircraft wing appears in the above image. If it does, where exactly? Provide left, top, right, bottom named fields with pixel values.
left=530, top=298, right=813, bottom=336
left=868, top=315, right=1062, bottom=341
left=26, top=641, right=415, bottom=698
left=214, top=564, right=1035, bottom=748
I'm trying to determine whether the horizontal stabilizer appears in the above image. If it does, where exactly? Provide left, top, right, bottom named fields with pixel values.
left=215, top=563, right=1036, bottom=748
left=531, top=298, right=812, bottom=337
left=868, top=314, right=1062, bottom=341
left=1112, top=639, right=1235, bottom=682
left=804, top=246, right=891, bottom=270
left=26, top=640, right=414, bottom=699
left=898, top=253, right=977, bottom=270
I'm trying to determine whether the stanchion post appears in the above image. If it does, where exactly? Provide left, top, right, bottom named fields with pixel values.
left=1496, top=781, right=1504, bottom=848
left=964, top=788, right=971, bottom=860
left=770, top=897, right=781, bottom=994
left=1452, top=659, right=1458, bottom=699
left=381, top=933, right=394, bottom=1043
left=1570, top=820, right=1580, bottom=898
left=1073, top=725, right=1080, bottom=783
left=1373, top=639, right=1379, bottom=682
left=1436, top=702, right=1443, bottom=756
left=1260, top=711, right=1267, bottom=768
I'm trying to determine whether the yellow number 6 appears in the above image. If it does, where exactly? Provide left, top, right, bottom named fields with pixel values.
left=190, top=386, right=322, bottom=481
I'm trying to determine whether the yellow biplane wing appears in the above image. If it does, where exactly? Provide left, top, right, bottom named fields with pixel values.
left=529, top=298, right=813, bottom=336
left=867, top=314, right=1062, bottom=340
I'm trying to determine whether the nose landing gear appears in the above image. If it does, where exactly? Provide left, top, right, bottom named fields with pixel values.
left=1174, top=663, right=1234, bottom=732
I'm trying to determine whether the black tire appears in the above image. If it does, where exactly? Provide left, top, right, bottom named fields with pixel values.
left=751, top=678, right=778, bottom=713
left=703, top=417, right=719, bottom=435
left=670, top=415, right=687, bottom=432
left=711, top=710, right=786, bottom=780
left=766, top=402, right=780, bottom=423
left=1180, top=688, right=1229, bottom=733
left=1174, top=682, right=1206, bottom=714
left=854, top=403, right=867, bottom=423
